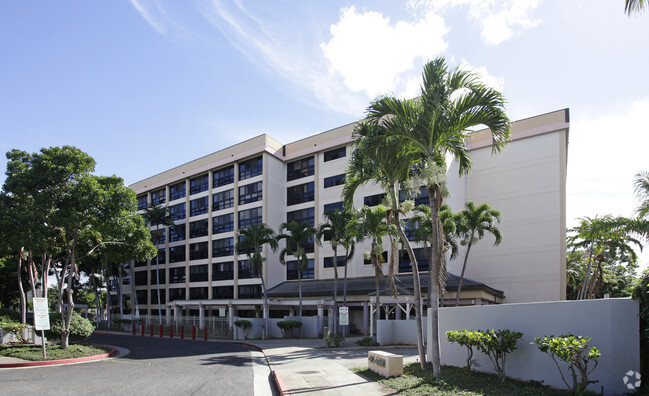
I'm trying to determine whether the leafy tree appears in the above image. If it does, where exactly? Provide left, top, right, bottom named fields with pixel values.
left=235, top=223, right=278, bottom=338
left=476, top=329, right=523, bottom=382
left=454, top=201, right=502, bottom=306
left=363, top=57, right=510, bottom=378
left=277, top=221, right=316, bottom=322
left=143, top=205, right=174, bottom=320
left=347, top=206, right=389, bottom=343
left=566, top=248, right=637, bottom=299
left=0, top=257, right=20, bottom=309
left=626, top=0, right=647, bottom=15
left=317, top=208, right=354, bottom=335
left=446, top=329, right=483, bottom=370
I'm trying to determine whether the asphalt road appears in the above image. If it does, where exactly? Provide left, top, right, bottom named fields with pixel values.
left=0, top=333, right=274, bottom=396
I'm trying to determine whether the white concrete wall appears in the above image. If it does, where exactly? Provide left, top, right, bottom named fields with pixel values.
left=429, top=298, right=639, bottom=395
left=265, top=153, right=287, bottom=289
left=377, top=317, right=427, bottom=345
left=233, top=316, right=320, bottom=339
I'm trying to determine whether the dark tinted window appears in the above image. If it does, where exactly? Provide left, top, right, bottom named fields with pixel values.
left=324, top=146, right=346, bottom=162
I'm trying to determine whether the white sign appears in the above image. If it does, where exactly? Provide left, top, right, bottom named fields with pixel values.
left=219, top=308, right=226, bottom=317
left=33, top=297, right=50, bottom=331
left=339, top=306, right=349, bottom=326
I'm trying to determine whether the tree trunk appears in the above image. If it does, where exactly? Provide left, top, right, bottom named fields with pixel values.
left=578, top=241, right=595, bottom=300
left=156, top=255, right=162, bottom=323
left=130, top=261, right=138, bottom=318
left=395, top=213, right=427, bottom=371
left=455, top=242, right=473, bottom=307
left=260, top=272, right=269, bottom=340
left=373, top=244, right=381, bottom=343
left=332, top=246, right=339, bottom=336
left=427, top=183, right=443, bottom=379
left=61, top=253, right=76, bottom=349
left=17, top=248, right=27, bottom=323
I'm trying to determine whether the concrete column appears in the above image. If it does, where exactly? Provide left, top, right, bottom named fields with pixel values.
left=228, top=304, right=234, bottom=327
left=165, top=307, right=171, bottom=325
left=199, top=303, right=204, bottom=328
left=173, top=305, right=179, bottom=323
left=370, top=300, right=374, bottom=337
left=363, top=302, right=369, bottom=336
left=406, top=303, right=411, bottom=320
left=317, top=304, right=324, bottom=338
left=396, top=304, right=402, bottom=320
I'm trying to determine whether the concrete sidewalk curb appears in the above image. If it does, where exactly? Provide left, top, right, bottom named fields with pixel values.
left=0, top=347, right=116, bottom=368
left=234, top=341, right=290, bottom=396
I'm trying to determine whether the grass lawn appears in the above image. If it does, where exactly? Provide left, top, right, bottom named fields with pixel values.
left=0, top=344, right=109, bottom=361
left=353, top=363, right=574, bottom=396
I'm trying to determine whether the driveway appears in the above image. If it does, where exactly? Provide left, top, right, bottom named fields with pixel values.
left=0, top=333, right=274, bottom=395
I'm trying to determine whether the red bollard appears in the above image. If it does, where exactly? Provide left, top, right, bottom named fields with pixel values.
left=192, top=326, right=196, bottom=340
left=170, top=325, right=173, bottom=339
left=180, top=325, right=184, bottom=340
left=203, top=326, right=208, bottom=341
left=132, top=322, right=136, bottom=335
left=159, top=324, right=163, bottom=338
left=141, top=323, right=145, bottom=336
left=150, top=324, right=154, bottom=337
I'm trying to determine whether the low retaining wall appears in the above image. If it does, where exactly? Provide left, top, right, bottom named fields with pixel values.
left=233, top=316, right=320, bottom=340
left=377, top=317, right=427, bottom=345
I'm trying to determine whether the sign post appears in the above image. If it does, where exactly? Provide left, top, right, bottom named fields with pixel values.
left=33, top=297, right=50, bottom=361
left=339, top=306, right=349, bottom=332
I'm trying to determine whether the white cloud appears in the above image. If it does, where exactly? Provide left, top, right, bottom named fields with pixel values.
left=320, top=6, right=449, bottom=98
left=458, top=59, right=505, bottom=92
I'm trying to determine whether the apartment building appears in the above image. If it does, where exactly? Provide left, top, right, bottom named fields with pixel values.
left=112, top=109, right=569, bottom=331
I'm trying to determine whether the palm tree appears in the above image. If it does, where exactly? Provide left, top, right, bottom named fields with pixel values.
left=277, top=221, right=316, bottom=320
left=317, top=208, right=353, bottom=336
left=143, top=205, right=174, bottom=320
left=454, top=201, right=502, bottom=307
left=348, top=206, right=389, bottom=342
left=343, top=119, right=428, bottom=368
left=235, top=223, right=278, bottom=338
left=626, top=0, right=647, bottom=15
left=365, top=57, right=510, bottom=378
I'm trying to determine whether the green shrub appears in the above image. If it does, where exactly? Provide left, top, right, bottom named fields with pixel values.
left=0, top=308, right=21, bottom=323
left=276, top=320, right=302, bottom=338
left=475, top=329, right=523, bottom=382
left=325, top=334, right=344, bottom=348
left=0, top=321, right=29, bottom=343
left=446, top=330, right=483, bottom=370
left=534, top=334, right=600, bottom=394
left=234, top=319, right=252, bottom=340
left=356, top=336, right=380, bottom=347
left=45, top=312, right=95, bottom=341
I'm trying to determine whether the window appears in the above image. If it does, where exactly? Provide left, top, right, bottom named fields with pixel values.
left=169, top=246, right=186, bottom=263
left=399, top=186, right=429, bottom=206
left=136, top=290, right=148, bottom=305
left=169, top=267, right=186, bottom=283
left=287, top=208, right=314, bottom=225
left=286, top=259, right=314, bottom=280
left=122, top=278, right=131, bottom=285
left=190, top=287, right=208, bottom=300
left=238, top=260, right=255, bottom=279
left=324, top=174, right=345, bottom=188
left=169, top=224, right=185, bottom=242
left=213, top=213, right=234, bottom=234
left=212, top=286, right=234, bottom=299
left=190, top=197, right=209, bottom=216
left=364, top=251, right=388, bottom=265
left=239, top=181, right=263, bottom=204
left=109, top=279, right=118, bottom=292
left=168, top=288, right=186, bottom=301
left=399, top=248, right=429, bottom=273
left=238, top=207, right=262, bottom=229
left=189, top=265, right=209, bottom=282
left=364, top=193, right=385, bottom=207
left=169, top=181, right=186, bottom=201
left=324, top=146, right=346, bottom=162
left=137, top=195, right=148, bottom=210
left=213, top=165, right=234, bottom=187
left=151, top=188, right=166, bottom=205
left=324, top=256, right=347, bottom=268
left=212, top=262, right=234, bottom=281
left=287, top=182, right=314, bottom=206
left=153, top=248, right=166, bottom=264
left=151, top=289, right=166, bottom=305
left=189, top=219, right=209, bottom=238
left=151, top=229, right=166, bottom=245
left=287, top=157, right=314, bottom=181
left=189, top=242, right=209, bottom=260
left=323, top=202, right=343, bottom=214
left=238, top=285, right=261, bottom=299
left=134, top=259, right=147, bottom=268
left=213, top=238, right=234, bottom=257
left=134, top=271, right=147, bottom=286
left=239, top=156, right=262, bottom=180
left=190, top=174, right=209, bottom=195
left=169, top=203, right=186, bottom=220
left=150, top=269, right=165, bottom=285
left=213, top=189, right=234, bottom=211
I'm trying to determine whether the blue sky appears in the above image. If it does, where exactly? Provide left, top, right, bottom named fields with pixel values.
left=1, top=1, right=648, bottom=243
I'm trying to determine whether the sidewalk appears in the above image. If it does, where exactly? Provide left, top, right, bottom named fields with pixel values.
left=248, top=336, right=421, bottom=395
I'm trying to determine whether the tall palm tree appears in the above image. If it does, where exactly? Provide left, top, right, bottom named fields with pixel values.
left=343, top=119, right=428, bottom=368
left=235, top=223, right=278, bottom=338
left=365, top=57, right=510, bottom=378
left=348, top=206, right=389, bottom=342
left=626, top=0, right=647, bottom=15
left=277, top=221, right=316, bottom=320
left=317, top=208, right=353, bottom=336
left=454, top=201, right=502, bottom=307
left=143, top=205, right=174, bottom=320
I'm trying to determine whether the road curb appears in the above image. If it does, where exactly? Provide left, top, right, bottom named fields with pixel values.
left=234, top=341, right=290, bottom=396
left=0, top=347, right=116, bottom=368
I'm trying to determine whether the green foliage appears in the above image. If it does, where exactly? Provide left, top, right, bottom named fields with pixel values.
left=234, top=319, right=251, bottom=339
left=446, top=330, right=483, bottom=370
left=355, top=336, right=379, bottom=347
left=474, top=329, right=523, bottom=382
left=0, top=320, right=29, bottom=343
left=0, top=344, right=107, bottom=361
left=277, top=320, right=302, bottom=338
left=0, top=308, right=20, bottom=322
left=534, top=334, right=600, bottom=394
left=324, top=333, right=344, bottom=348
left=45, top=312, right=95, bottom=341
